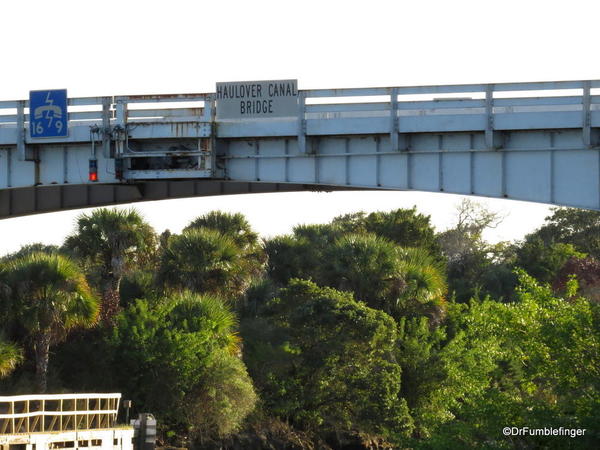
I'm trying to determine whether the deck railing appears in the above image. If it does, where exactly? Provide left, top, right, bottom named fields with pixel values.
left=0, top=393, right=121, bottom=435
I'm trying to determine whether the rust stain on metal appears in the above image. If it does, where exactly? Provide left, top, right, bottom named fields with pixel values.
left=170, top=123, right=190, bottom=137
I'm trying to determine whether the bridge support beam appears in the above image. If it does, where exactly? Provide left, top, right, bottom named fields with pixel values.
left=0, top=181, right=362, bottom=220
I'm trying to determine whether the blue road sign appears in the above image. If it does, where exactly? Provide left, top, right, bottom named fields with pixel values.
left=29, top=89, right=68, bottom=138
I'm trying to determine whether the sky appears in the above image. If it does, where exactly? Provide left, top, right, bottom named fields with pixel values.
left=1, top=0, right=597, bottom=255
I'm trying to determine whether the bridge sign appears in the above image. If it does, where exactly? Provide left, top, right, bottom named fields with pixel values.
left=29, top=89, right=68, bottom=138
left=216, top=79, right=298, bottom=120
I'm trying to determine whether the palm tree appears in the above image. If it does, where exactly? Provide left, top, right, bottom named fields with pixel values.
left=0, top=341, right=23, bottom=378
left=158, top=228, right=262, bottom=299
left=64, top=208, right=156, bottom=323
left=322, top=233, right=401, bottom=308
left=166, top=291, right=241, bottom=356
left=322, top=234, right=447, bottom=323
left=395, top=247, right=447, bottom=325
left=184, top=211, right=259, bottom=250
left=184, top=211, right=266, bottom=268
left=2, top=253, right=99, bottom=392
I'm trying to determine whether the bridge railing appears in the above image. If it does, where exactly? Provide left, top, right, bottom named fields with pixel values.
left=0, top=100, right=18, bottom=126
left=0, top=97, right=111, bottom=128
left=112, top=94, right=213, bottom=146
left=2, top=80, right=600, bottom=143
left=304, top=80, right=600, bottom=123
left=0, top=97, right=115, bottom=146
left=215, top=79, right=600, bottom=140
left=0, top=95, right=213, bottom=128
left=288, top=80, right=597, bottom=145
left=0, top=93, right=214, bottom=146
left=114, top=93, right=212, bottom=124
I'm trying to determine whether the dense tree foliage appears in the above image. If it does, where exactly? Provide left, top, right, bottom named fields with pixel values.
left=243, top=279, right=413, bottom=447
left=553, top=256, right=600, bottom=303
left=437, top=199, right=517, bottom=303
left=423, top=272, right=600, bottom=448
left=1, top=243, right=61, bottom=261
left=266, top=219, right=446, bottom=323
left=332, top=207, right=443, bottom=260
left=108, top=293, right=256, bottom=438
left=266, top=207, right=442, bottom=287
left=53, top=292, right=256, bottom=446
left=515, top=238, right=585, bottom=284
left=528, top=207, right=600, bottom=258
left=2, top=205, right=600, bottom=448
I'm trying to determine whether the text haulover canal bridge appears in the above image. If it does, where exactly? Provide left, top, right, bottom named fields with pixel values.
left=1, top=79, right=600, bottom=219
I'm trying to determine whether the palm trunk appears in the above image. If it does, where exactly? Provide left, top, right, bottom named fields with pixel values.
left=100, top=275, right=122, bottom=324
left=34, top=333, right=51, bottom=393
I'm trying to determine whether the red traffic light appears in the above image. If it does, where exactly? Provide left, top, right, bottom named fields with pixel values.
left=89, top=159, right=98, bottom=182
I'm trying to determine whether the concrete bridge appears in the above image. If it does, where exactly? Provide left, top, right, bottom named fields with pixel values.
left=1, top=79, right=599, bottom=219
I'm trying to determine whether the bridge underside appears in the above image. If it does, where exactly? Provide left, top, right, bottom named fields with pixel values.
left=0, top=181, right=364, bottom=219
left=221, top=131, right=600, bottom=212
